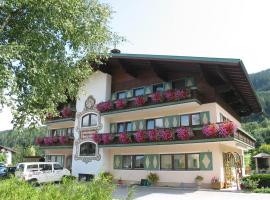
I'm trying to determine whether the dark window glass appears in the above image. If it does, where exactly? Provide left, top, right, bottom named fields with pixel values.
left=172, top=79, right=186, bottom=89
left=117, top=92, right=126, bottom=99
left=174, top=154, right=186, bottom=169
left=146, top=119, right=155, bottom=130
left=40, top=164, right=52, bottom=171
left=180, top=115, right=190, bottom=126
left=191, top=114, right=200, bottom=125
left=160, top=155, right=172, bottom=170
left=134, top=88, right=144, bottom=97
left=81, top=114, right=98, bottom=127
left=187, top=154, right=200, bottom=169
left=153, top=84, right=164, bottom=92
left=54, top=164, right=63, bottom=170
left=155, top=118, right=163, bottom=128
left=122, top=155, right=132, bottom=169
left=79, top=142, right=96, bottom=156
left=26, top=165, right=38, bottom=172
left=126, top=122, right=132, bottom=132
left=117, top=123, right=125, bottom=133
left=134, top=155, right=144, bottom=169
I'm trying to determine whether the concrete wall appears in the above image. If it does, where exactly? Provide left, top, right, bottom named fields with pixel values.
left=72, top=71, right=112, bottom=177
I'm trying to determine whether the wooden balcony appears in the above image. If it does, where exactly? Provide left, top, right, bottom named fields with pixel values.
left=35, top=136, right=74, bottom=148
left=95, top=122, right=255, bottom=148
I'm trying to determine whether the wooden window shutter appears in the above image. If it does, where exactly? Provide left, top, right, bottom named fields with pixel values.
left=199, top=152, right=213, bottom=170
left=113, top=155, right=122, bottom=169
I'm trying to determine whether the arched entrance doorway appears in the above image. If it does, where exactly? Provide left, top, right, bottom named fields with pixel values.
left=223, top=152, right=242, bottom=190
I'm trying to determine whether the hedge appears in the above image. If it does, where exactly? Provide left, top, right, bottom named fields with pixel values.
left=242, top=174, right=270, bottom=188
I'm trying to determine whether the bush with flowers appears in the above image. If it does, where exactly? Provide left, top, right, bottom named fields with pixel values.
left=150, top=92, right=164, bottom=103
left=102, top=133, right=113, bottom=144
left=147, top=129, right=159, bottom=142
left=59, top=136, right=69, bottom=145
left=92, top=132, right=101, bottom=143
left=219, top=122, right=237, bottom=137
left=175, top=89, right=189, bottom=100
left=202, top=123, right=219, bottom=138
left=44, top=137, right=54, bottom=145
left=134, top=96, right=147, bottom=106
left=163, top=90, right=176, bottom=101
left=159, top=129, right=173, bottom=141
left=61, top=106, right=72, bottom=118
left=35, top=137, right=44, bottom=145
left=134, top=130, right=146, bottom=143
left=96, top=101, right=113, bottom=112
left=115, top=99, right=127, bottom=109
left=119, top=132, right=130, bottom=144
left=176, top=127, right=191, bottom=140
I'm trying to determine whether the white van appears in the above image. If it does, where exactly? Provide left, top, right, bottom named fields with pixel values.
left=15, top=162, right=70, bottom=184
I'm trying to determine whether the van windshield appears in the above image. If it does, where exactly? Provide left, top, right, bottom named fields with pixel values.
left=16, top=164, right=24, bottom=172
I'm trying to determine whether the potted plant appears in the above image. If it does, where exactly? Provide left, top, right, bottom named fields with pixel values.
left=117, top=178, right=123, bottom=185
left=147, top=172, right=159, bottom=186
left=195, top=175, right=204, bottom=188
left=211, top=176, right=222, bottom=189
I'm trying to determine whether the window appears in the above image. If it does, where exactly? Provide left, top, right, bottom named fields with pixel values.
left=220, top=113, right=228, bottom=122
left=134, top=88, right=144, bottom=97
left=26, top=164, right=38, bottom=172
left=46, top=155, right=64, bottom=166
left=16, top=164, right=24, bottom=172
left=133, top=155, right=144, bottom=169
left=79, top=142, right=96, bottom=156
left=146, top=119, right=155, bottom=130
left=172, top=79, right=186, bottom=89
left=40, top=164, right=52, bottom=172
left=117, top=91, right=126, bottom=99
left=191, top=114, right=200, bottom=125
left=146, top=118, right=163, bottom=130
left=81, top=113, right=98, bottom=127
left=122, top=155, right=132, bottom=169
left=153, top=84, right=164, bottom=92
left=117, top=122, right=132, bottom=133
left=117, top=123, right=125, bottom=133
left=187, top=154, right=200, bottom=169
left=161, top=155, right=173, bottom=170
left=180, top=115, right=189, bottom=126
left=54, top=164, right=63, bottom=170
left=174, top=154, right=186, bottom=169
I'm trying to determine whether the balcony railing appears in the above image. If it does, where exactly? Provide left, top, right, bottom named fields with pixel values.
left=46, top=110, right=76, bottom=122
left=35, top=136, right=74, bottom=147
left=96, top=88, right=201, bottom=115
left=93, top=122, right=255, bottom=147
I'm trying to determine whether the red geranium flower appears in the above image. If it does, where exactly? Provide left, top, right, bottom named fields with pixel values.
left=150, top=92, right=164, bottom=103
left=115, top=99, right=127, bottom=109
left=134, top=96, right=147, bottom=106
left=159, top=129, right=173, bottom=141
left=119, top=132, right=130, bottom=144
left=134, top=130, right=146, bottom=143
left=163, top=90, right=176, bottom=101
left=147, top=129, right=159, bottom=142
left=102, top=133, right=113, bottom=144
left=96, top=101, right=113, bottom=112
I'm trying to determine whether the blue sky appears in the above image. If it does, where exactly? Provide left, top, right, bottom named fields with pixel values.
left=1, top=0, right=270, bottom=131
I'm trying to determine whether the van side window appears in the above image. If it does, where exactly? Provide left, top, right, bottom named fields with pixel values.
left=26, top=164, right=38, bottom=172
left=16, top=164, right=24, bottom=172
left=54, top=164, right=63, bottom=170
left=40, top=164, right=52, bottom=172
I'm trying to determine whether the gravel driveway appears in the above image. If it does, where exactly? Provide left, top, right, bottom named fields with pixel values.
left=113, top=186, right=270, bottom=200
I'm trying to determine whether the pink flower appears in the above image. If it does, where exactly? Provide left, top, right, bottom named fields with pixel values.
left=44, top=137, right=54, bottom=145
left=147, top=129, right=159, bottom=142
left=96, top=101, right=113, bottom=112
left=202, top=124, right=219, bottom=137
left=134, top=96, right=147, bottom=106
left=150, top=92, right=164, bottom=103
left=52, top=136, right=59, bottom=143
left=61, top=106, right=72, bottom=118
left=35, top=137, right=44, bottom=145
left=159, top=129, right=173, bottom=141
left=119, top=132, right=130, bottom=144
left=219, top=122, right=237, bottom=137
left=134, top=130, right=146, bottom=143
left=46, top=112, right=53, bottom=120
left=102, top=133, right=113, bottom=144
left=175, top=89, right=189, bottom=100
left=92, top=132, right=101, bottom=143
left=59, top=136, right=68, bottom=145
left=176, top=127, right=191, bottom=140
left=163, top=90, right=176, bottom=101
left=115, top=99, right=127, bottom=109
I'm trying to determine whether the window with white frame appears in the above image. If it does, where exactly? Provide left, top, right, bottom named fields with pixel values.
left=81, top=113, right=98, bottom=127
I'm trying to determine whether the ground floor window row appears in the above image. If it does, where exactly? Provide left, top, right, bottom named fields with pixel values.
left=114, top=152, right=213, bottom=171
left=46, top=155, right=65, bottom=166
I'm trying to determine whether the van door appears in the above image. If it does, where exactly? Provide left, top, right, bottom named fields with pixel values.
left=52, top=163, right=64, bottom=182
left=39, top=164, right=53, bottom=183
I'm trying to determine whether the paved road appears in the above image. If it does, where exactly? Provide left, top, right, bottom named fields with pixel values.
left=113, top=186, right=270, bottom=200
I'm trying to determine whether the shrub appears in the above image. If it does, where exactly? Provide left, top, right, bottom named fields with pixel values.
left=242, top=174, right=270, bottom=188
left=253, top=187, right=270, bottom=193
left=0, top=176, right=115, bottom=200
left=241, top=177, right=259, bottom=190
left=147, top=173, right=159, bottom=185
left=100, top=172, right=113, bottom=183
left=195, top=175, right=204, bottom=181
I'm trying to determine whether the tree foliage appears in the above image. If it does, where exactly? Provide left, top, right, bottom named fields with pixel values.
left=0, top=0, right=115, bottom=128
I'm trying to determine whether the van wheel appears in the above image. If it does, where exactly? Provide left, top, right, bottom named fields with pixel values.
left=29, top=179, right=39, bottom=187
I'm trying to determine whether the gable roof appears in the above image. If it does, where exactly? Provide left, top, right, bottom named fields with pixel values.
left=0, top=145, right=16, bottom=153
